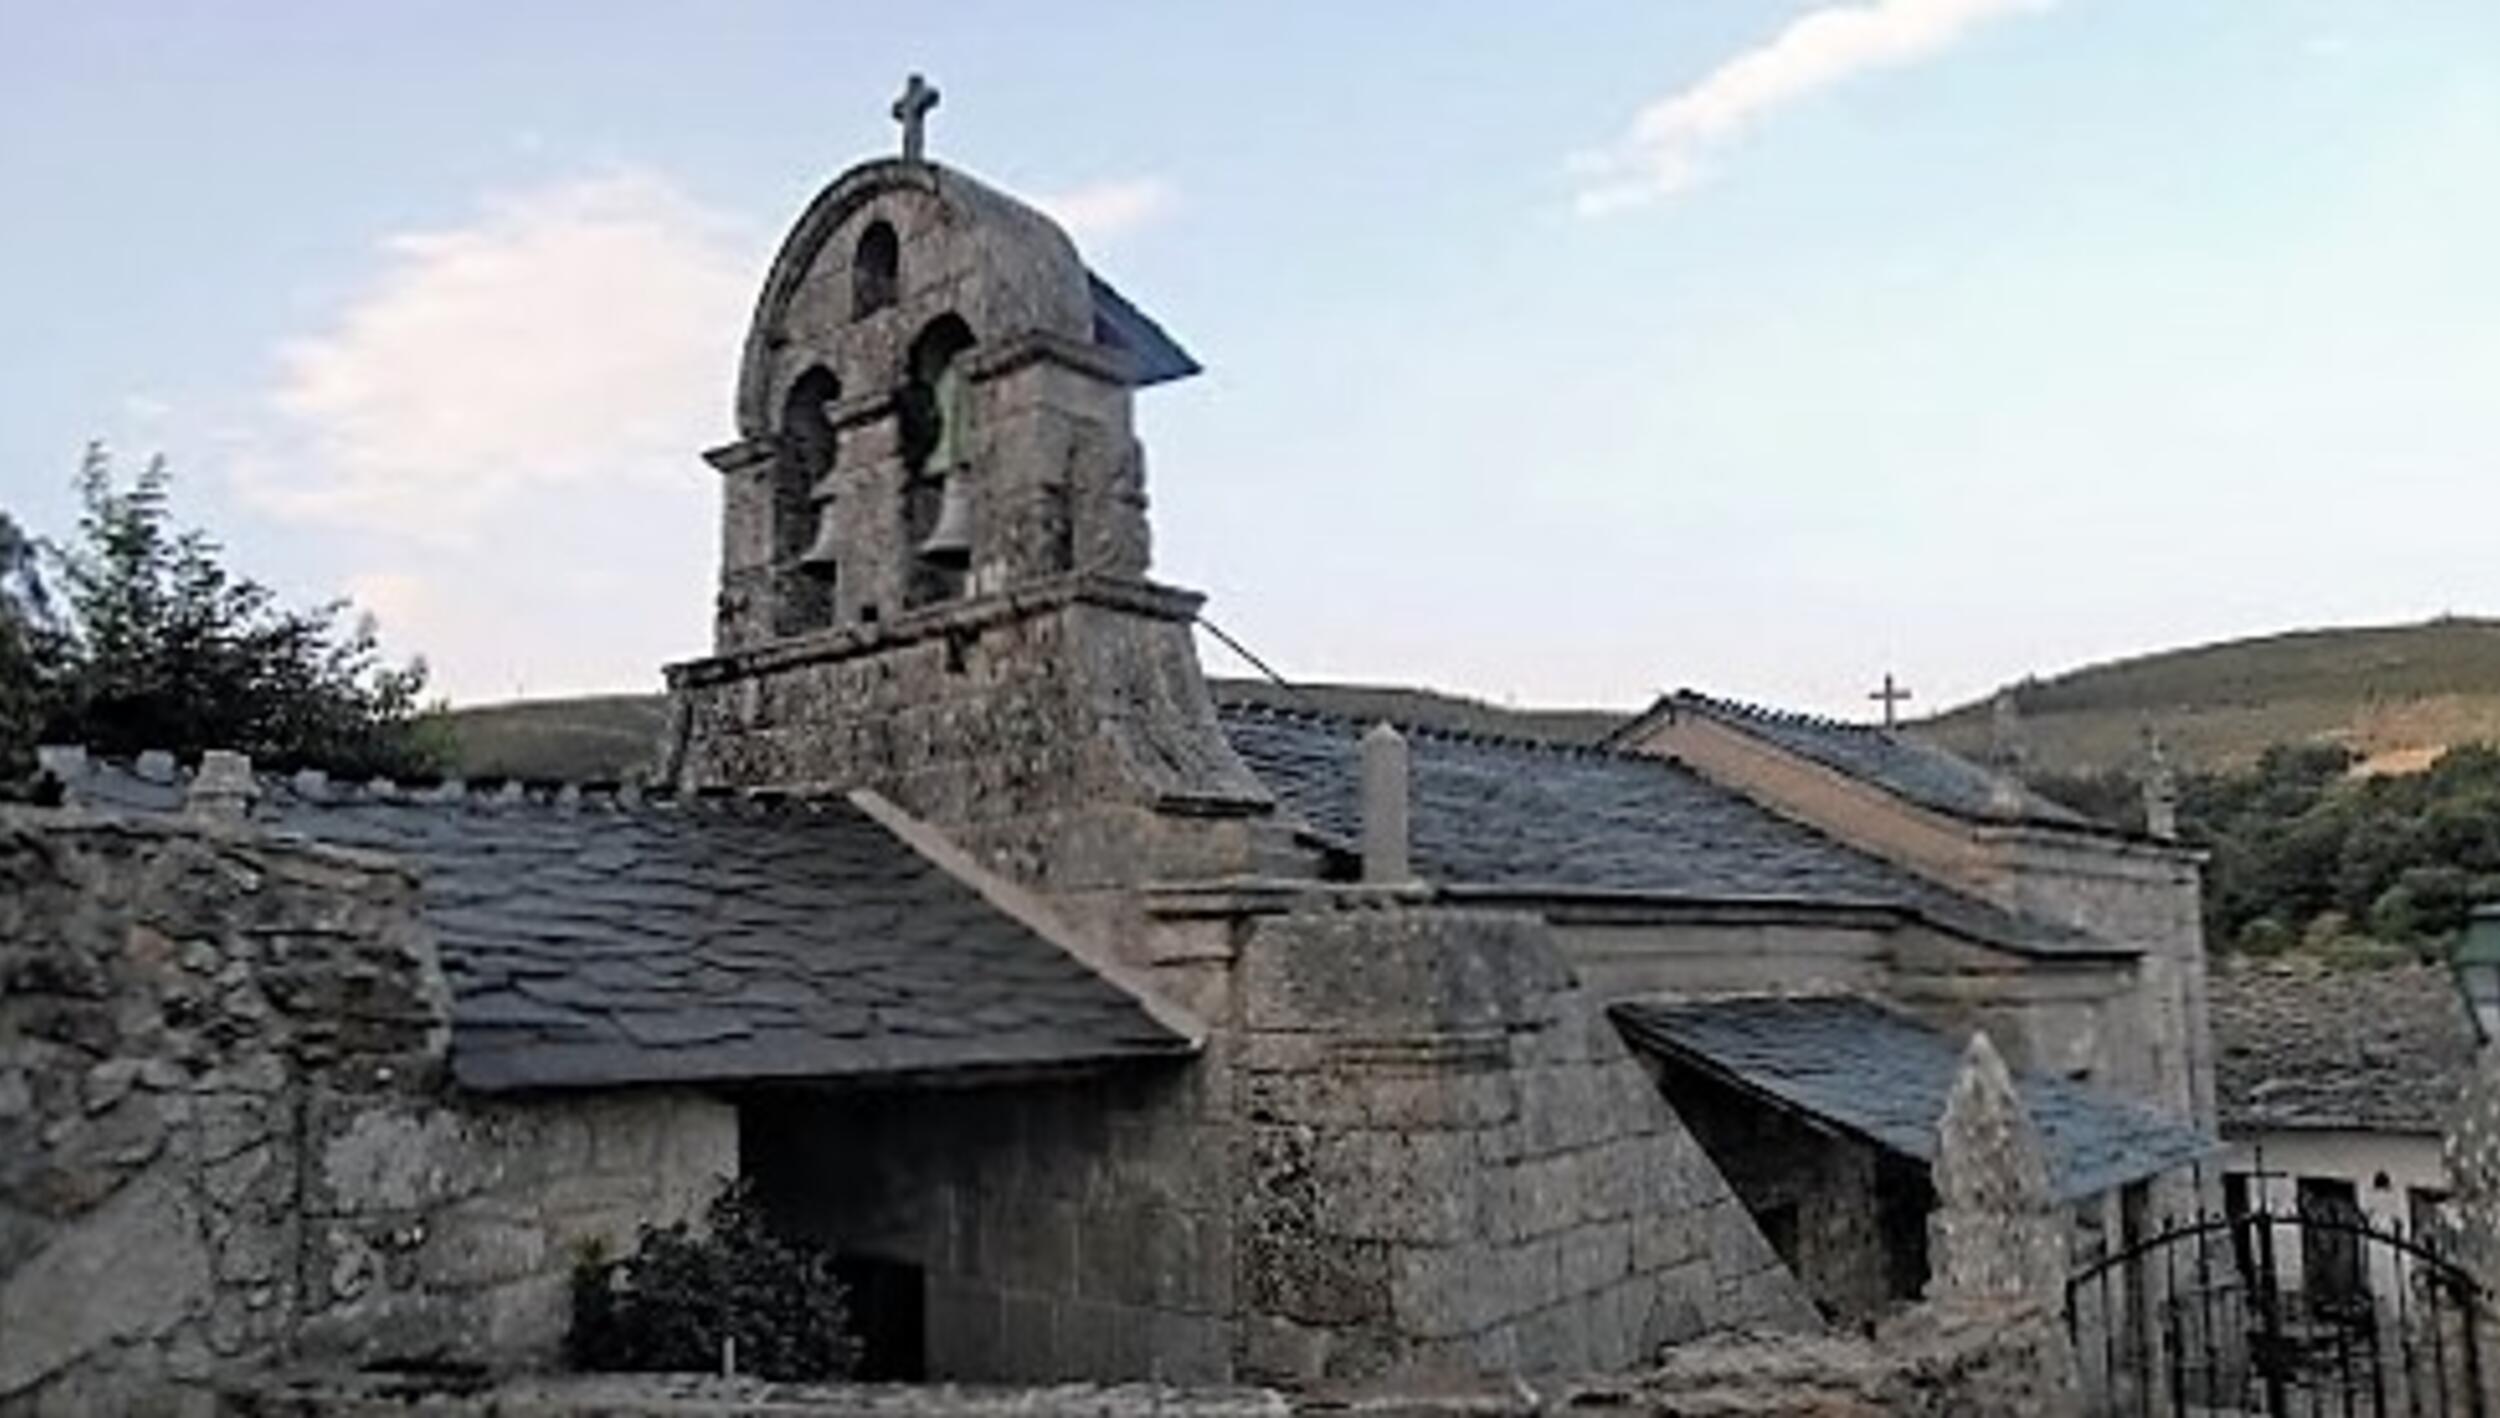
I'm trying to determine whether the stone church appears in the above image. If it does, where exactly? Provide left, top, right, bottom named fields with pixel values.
left=2, top=88, right=2215, bottom=1404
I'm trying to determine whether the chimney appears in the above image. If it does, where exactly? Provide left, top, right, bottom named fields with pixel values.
left=187, top=750, right=258, bottom=821
left=1361, top=722, right=1415, bottom=885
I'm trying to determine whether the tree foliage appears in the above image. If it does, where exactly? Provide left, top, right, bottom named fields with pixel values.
left=1, top=444, right=441, bottom=781
left=2034, top=739, right=2500, bottom=956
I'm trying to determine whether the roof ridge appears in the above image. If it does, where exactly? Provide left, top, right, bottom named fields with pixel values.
left=1214, top=695, right=1648, bottom=764
left=56, top=749, right=862, bottom=818
left=1672, top=687, right=1889, bottom=737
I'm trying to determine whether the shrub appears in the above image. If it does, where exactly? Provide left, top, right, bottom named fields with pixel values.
left=569, top=1181, right=861, bottom=1382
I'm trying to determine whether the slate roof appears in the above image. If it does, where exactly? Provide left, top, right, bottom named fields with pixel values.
left=1617, top=691, right=2102, bottom=833
left=1087, top=274, right=1200, bottom=387
left=65, top=764, right=1190, bottom=1093
left=2210, top=960, right=2477, bottom=1134
left=1613, top=995, right=2214, bottom=1201
left=1215, top=702, right=2117, bottom=958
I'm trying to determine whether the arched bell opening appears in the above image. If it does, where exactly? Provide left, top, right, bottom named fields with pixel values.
left=774, top=365, right=842, bottom=634
left=899, top=314, right=977, bottom=608
left=851, top=220, right=900, bottom=318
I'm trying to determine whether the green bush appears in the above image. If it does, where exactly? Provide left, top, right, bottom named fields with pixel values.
left=569, top=1181, right=861, bottom=1382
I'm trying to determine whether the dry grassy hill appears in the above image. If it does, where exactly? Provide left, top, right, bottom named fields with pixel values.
left=436, top=617, right=2500, bottom=785
left=1920, top=617, right=2500, bottom=778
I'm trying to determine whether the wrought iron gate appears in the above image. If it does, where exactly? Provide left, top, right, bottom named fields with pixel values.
left=2068, top=1200, right=2488, bottom=1417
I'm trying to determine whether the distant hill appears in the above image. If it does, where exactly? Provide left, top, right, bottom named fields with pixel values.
left=433, top=679, right=1625, bottom=783
left=437, top=617, right=2500, bottom=786
left=1921, top=617, right=2500, bottom=778
left=433, top=693, right=672, bottom=782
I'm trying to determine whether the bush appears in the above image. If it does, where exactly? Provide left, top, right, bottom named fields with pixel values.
left=569, top=1181, right=861, bottom=1382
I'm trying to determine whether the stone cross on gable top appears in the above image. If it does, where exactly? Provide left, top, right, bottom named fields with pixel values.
left=893, top=73, right=940, bottom=163
left=1869, top=672, right=1913, bottom=729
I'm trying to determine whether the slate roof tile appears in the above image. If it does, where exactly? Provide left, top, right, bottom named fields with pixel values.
left=1631, top=691, right=2100, bottom=831
left=1217, top=702, right=2115, bottom=958
left=1614, top=994, right=2213, bottom=1201
left=65, top=764, right=1191, bottom=1092
left=2209, top=959, right=2475, bottom=1134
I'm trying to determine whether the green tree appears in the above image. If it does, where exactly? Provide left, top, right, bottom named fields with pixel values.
left=0, top=509, right=69, bottom=778
left=5, top=444, right=442, bottom=782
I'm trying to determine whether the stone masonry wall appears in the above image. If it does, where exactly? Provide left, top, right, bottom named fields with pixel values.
left=744, top=1064, right=1232, bottom=1385
left=0, top=809, right=733, bottom=1415
left=1232, top=904, right=1816, bottom=1384
left=665, top=582, right=1280, bottom=897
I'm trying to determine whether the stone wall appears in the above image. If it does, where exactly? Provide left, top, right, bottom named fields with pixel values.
left=1231, top=904, right=1815, bottom=1384
left=0, top=809, right=734, bottom=1415
left=744, top=1064, right=1231, bottom=1385
left=663, top=578, right=1282, bottom=899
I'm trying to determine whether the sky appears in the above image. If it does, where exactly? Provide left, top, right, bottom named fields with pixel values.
left=3, top=1, right=2497, bottom=719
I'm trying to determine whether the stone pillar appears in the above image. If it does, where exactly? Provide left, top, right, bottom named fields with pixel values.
left=1928, top=1033, right=2062, bottom=1304
left=1360, top=722, right=1413, bottom=886
left=1920, top=1031, right=2082, bottom=1417
left=2443, top=1040, right=2500, bottom=1411
left=186, top=749, right=257, bottom=821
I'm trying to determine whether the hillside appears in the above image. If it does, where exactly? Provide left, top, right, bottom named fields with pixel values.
left=1920, top=617, right=2500, bottom=778
left=436, top=617, right=2500, bottom=786
left=434, top=679, right=1624, bottom=782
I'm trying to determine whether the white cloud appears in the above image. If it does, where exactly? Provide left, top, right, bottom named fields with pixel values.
left=1035, top=177, right=1178, bottom=242
left=239, top=169, right=757, bottom=543
left=1571, top=0, right=2054, bottom=215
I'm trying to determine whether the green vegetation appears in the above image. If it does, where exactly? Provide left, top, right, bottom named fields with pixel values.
left=2035, top=743, right=2500, bottom=960
left=569, top=1181, right=859, bottom=1382
left=0, top=445, right=442, bottom=783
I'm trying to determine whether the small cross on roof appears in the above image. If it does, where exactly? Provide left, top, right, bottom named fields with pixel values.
left=893, top=73, right=940, bottom=163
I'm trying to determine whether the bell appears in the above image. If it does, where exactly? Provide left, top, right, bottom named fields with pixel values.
left=796, top=503, right=841, bottom=577
left=917, top=477, right=973, bottom=567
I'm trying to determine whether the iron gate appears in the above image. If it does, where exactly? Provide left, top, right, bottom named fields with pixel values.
left=2068, top=1201, right=2488, bottom=1417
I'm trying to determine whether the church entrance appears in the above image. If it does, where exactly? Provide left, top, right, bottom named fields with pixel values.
left=2067, top=1193, right=2487, bottom=1416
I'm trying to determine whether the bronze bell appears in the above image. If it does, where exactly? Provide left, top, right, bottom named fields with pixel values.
left=796, top=502, right=841, bottom=577
left=917, top=477, right=973, bottom=567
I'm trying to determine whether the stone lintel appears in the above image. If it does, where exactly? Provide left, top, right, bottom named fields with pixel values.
left=823, top=386, right=898, bottom=432
left=702, top=437, right=779, bottom=477
left=663, top=573, right=1207, bottom=689
left=968, top=327, right=1135, bottom=387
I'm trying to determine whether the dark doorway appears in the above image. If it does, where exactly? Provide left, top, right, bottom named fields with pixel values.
left=836, top=1253, right=926, bottom=1381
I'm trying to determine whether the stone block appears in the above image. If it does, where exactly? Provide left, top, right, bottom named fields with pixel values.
left=1390, top=1244, right=1497, bottom=1340
left=0, top=1171, right=208, bottom=1398
left=419, top=1215, right=549, bottom=1290
left=989, top=1198, right=1078, bottom=1294
left=1148, top=1309, right=1233, bottom=1385
left=1631, top=1208, right=1704, bottom=1274
left=1514, top=1298, right=1591, bottom=1376
left=1240, top=1315, right=1326, bottom=1387
left=1560, top=1219, right=1631, bottom=1298
left=996, top=1290, right=1060, bottom=1379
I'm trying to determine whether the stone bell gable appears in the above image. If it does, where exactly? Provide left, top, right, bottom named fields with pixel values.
left=661, top=149, right=1271, bottom=892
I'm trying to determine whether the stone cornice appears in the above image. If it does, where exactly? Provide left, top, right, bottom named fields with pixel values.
left=968, top=329, right=1135, bottom=387
left=664, top=574, right=1206, bottom=688
left=702, top=437, right=779, bottom=477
